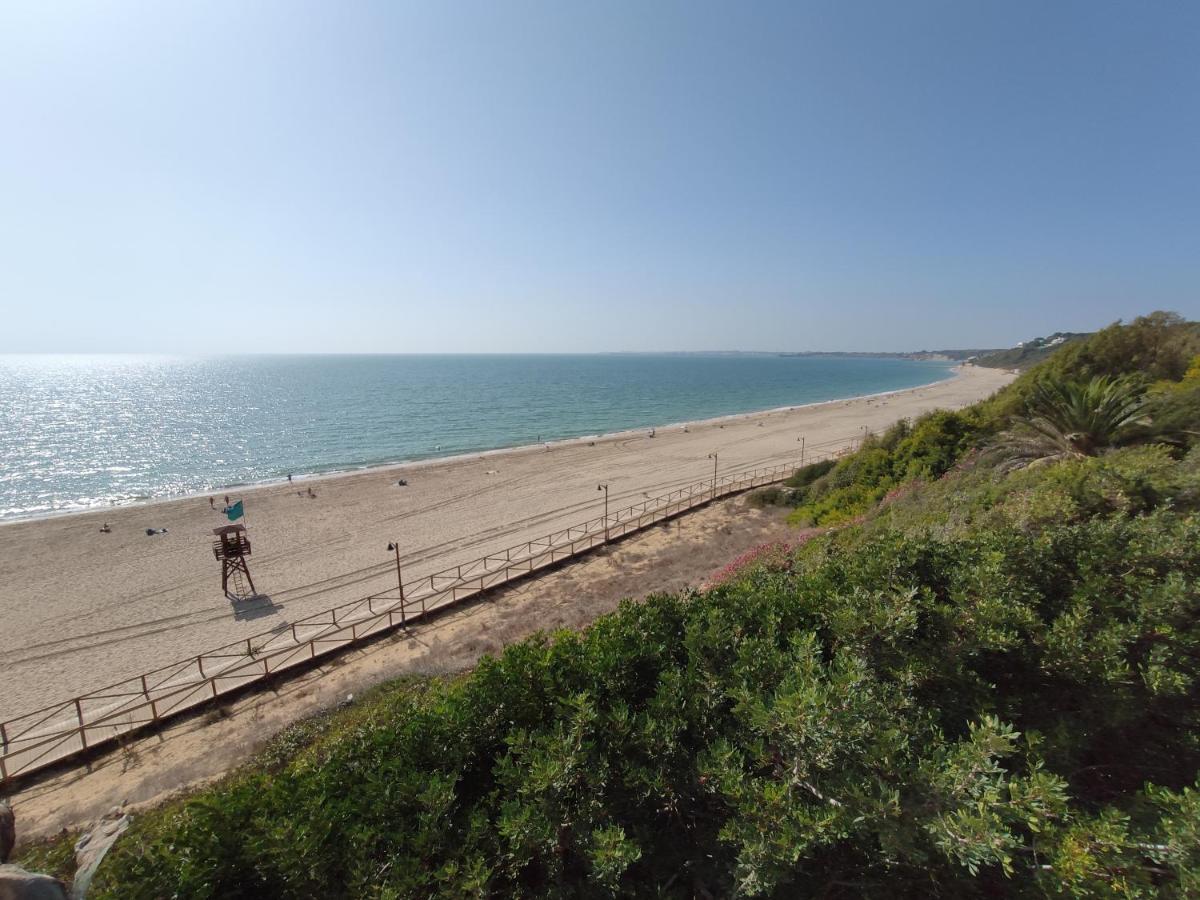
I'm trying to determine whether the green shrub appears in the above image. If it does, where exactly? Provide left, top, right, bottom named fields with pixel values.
left=782, top=458, right=835, bottom=500
left=747, top=486, right=787, bottom=508
left=93, top=451, right=1200, bottom=896
left=1146, top=376, right=1200, bottom=448
left=980, top=311, right=1200, bottom=423
left=786, top=410, right=983, bottom=526
left=785, top=315, right=1199, bottom=527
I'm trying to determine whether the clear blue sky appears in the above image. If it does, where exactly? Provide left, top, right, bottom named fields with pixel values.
left=2, top=1, right=1197, bottom=353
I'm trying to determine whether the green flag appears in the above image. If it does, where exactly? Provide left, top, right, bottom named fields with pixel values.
left=225, top=500, right=244, bottom=521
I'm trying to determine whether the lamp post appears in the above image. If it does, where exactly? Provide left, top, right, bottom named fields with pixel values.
left=707, top=452, right=718, bottom=500
left=597, top=483, right=609, bottom=542
left=386, top=542, right=407, bottom=626
left=798, top=435, right=805, bottom=468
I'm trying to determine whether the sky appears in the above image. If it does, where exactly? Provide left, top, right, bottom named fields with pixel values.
left=1, top=1, right=1197, bottom=354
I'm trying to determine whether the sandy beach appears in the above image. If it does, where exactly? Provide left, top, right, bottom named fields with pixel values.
left=9, top=492, right=799, bottom=838
left=0, top=364, right=1012, bottom=722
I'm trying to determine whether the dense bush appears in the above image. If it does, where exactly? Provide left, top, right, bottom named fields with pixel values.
left=788, top=314, right=1200, bottom=526
left=783, top=458, right=835, bottom=491
left=860, top=444, right=1199, bottom=541
left=91, top=445, right=1200, bottom=897
left=1144, top=359, right=1200, bottom=448
left=745, top=486, right=787, bottom=508
left=1052, top=311, right=1200, bottom=383
left=787, top=409, right=982, bottom=526
left=982, top=312, right=1200, bottom=422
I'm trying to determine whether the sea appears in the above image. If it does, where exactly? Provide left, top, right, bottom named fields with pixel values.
left=0, top=353, right=954, bottom=521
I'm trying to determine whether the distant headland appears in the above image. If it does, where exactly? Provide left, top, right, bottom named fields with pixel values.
left=779, top=331, right=1091, bottom=370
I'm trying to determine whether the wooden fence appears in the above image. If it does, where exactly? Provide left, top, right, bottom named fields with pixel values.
left=0, top=442, right=857, bottom=785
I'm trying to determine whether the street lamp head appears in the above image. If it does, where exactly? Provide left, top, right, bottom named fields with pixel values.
left=387, top=542, right=397, bottom=552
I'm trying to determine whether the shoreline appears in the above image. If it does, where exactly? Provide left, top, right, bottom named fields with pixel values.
left=0, top=365, right=963, bottom=527
left=0, top=363, right=1012, bottom=723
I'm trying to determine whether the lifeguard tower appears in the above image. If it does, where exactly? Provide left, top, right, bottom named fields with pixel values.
left=212, top=523, right=256, bottom=600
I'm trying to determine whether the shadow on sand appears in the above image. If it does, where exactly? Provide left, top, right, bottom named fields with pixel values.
left=230, top=594, right=283, bottom=622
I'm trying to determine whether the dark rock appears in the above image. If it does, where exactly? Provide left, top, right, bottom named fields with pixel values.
left=0, top=802, right=12, bottom=864
left=0, top=865, right=68, bottom=900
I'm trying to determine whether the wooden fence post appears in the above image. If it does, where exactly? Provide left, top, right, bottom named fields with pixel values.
left=141, top=674, right=159, bottom=719
left=74, top=698, right=87, bottom=749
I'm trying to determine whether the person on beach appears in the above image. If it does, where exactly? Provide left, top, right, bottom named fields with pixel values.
left=224, top=494, right=230, bottom=506
left=209, top=497, right=214, bottom=509
left=287, top=473, right=293, bottom=482
left=99, top=522, right=111, bottom=533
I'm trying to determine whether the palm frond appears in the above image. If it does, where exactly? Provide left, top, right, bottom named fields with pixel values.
left=990, top=375, right=1147, bottom=471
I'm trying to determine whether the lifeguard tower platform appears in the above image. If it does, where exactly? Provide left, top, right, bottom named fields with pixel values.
left=212, top=523, right=256, bottom=601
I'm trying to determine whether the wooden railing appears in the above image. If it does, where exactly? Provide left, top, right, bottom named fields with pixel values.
left=0, top=440, right=857, bottom=785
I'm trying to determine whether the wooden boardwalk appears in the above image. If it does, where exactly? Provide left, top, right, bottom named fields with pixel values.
left=0, top=452, right=839, bottom=785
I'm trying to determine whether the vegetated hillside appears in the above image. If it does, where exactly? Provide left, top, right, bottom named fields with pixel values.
left=778, top=349, right=1002, bottom=360
left=776, top=333, right=1088, bottom=368
left=972, top=332, right=1091, bottom=369
left=73, top=313, right=1200, bottom=898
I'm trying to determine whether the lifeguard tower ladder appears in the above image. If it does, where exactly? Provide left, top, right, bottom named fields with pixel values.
left=213, top=523, right=256, bottom=600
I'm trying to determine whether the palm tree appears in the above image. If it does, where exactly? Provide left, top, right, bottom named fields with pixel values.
left=992, top=375, right=1148, bottom=470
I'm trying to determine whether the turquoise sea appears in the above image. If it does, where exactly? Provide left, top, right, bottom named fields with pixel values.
left=0, top=354, right=954, bottom=520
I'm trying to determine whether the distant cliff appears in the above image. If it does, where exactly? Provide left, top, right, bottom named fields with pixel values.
left=777, top=349, right=997, bottom=361
left=778, top=332, right=1092, bottom=370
